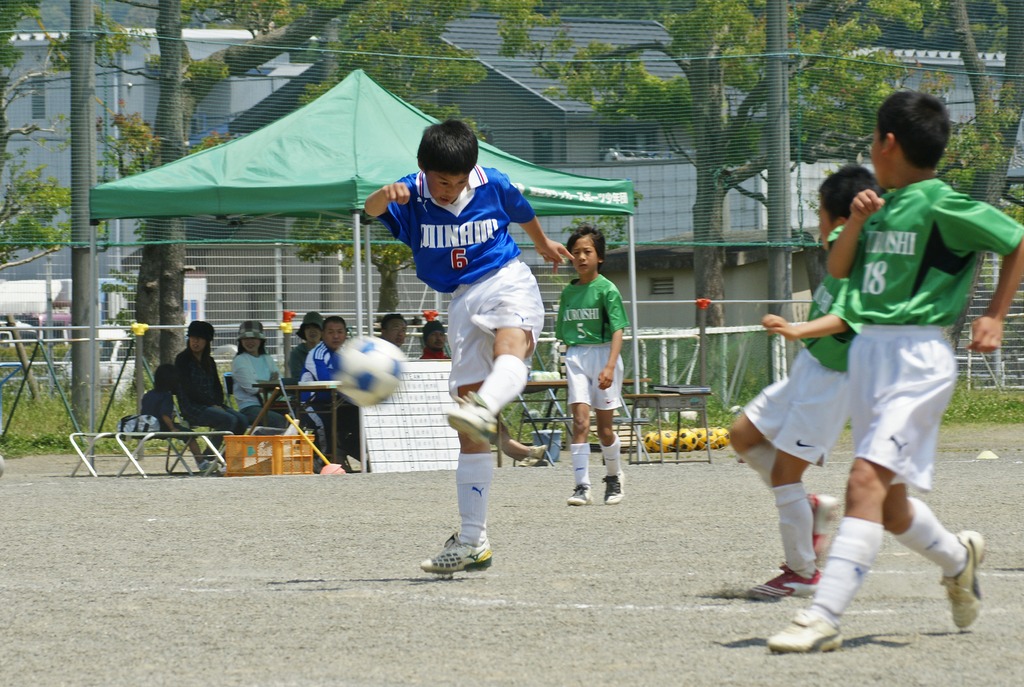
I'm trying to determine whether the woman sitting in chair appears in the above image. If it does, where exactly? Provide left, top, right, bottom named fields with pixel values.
left=231, top=320, right=287, bottom=430
left=174, top=321, right=248, bottom=462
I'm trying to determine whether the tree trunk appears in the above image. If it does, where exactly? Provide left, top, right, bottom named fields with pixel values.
left=377, top=267, right=400, bottom=313
left=135, top=0, right=187, bottom=362
left=135, top=243, right=161, bottom=366
left=689, top=58, right=727, bottom=327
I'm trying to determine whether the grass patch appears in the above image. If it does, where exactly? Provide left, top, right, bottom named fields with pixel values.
left=943, top=383, right=1024, bottom=424
left=0, top=390, right=137, bottom=457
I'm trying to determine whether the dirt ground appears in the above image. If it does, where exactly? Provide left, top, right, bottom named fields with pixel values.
left=1, top=425, right=1022, bottom=686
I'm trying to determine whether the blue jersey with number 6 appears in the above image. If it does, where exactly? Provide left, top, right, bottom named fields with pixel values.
left=375, top=166, right=532, bottom=293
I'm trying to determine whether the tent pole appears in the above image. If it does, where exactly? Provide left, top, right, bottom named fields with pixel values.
left=352, top=211, right=364, bottom=337
left=364, top=214, right=373, bottom=337
left=627, top=215, right=641, bottom=394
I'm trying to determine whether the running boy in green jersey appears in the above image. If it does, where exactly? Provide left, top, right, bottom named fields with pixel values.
left=769, top=91, right=1024, bottom=653
left=555, top=224, right=630, bottom=506
left=731, top=165, right=881, bottom=600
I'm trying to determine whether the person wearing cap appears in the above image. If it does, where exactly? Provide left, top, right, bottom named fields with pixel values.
left=289, top=311, right=324, bottom=379
left=174, top=320, right=249, bottom=470
left=420, top=320, right=448, bottom=360
left=232, top=320, right=287, bottom=430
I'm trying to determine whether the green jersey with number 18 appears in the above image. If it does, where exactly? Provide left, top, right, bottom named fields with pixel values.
left=556, top=274, right=630, bottom=345
left=847, top=178, right=1024, bottom=326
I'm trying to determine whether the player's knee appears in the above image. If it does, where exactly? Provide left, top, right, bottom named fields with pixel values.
left=728, top=414, right=759, bottom=452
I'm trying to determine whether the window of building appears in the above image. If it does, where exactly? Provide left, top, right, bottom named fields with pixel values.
left=649, top=277, right=674, bottom=296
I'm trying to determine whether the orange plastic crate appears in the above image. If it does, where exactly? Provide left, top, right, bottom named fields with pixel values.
left=223, top=435, right=314, bottom=477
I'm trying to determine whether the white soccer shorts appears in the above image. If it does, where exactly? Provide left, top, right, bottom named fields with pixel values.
left=743, top=348, right=849, bottom=464
left=446, top=259, right=545, bottom=396
left=564, top=343, right=623, bottom=411
left=848, top=325, right=956, bottom=492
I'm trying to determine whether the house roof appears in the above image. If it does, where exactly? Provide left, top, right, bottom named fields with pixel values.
left=441, top=14, right=679, bottom=116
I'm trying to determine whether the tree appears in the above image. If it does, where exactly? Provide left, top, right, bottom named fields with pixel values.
left=292, top=218, right=414, bottom=313
left=94, top=0, right=357, bottom=363
left=0, top=0, right=70, bottom=272
left=498, top=1, right=910, bottom=325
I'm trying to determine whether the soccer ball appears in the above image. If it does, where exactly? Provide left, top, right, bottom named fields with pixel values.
left=675, top=430, right=699, bottom=452
left=643, top=430, right=677, bottom=453
left=709, top=427, right=731, bottom=449
left=691, top=427, right=708, bottom=450
left=334, top=336, right=406, bottom=407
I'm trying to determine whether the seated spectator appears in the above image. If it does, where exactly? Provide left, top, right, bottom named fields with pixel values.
left=417, top=319, right=544, bottom=466
left=420, top=319, right=448, bottom=359
left=140, top=363, right=203, bottom=464
left=232, top=320, right=287, bottom=431
left=300, top=315, right=360, bottom=473
left=288, top=311, right=323, bottom=380
left=379, top=312, right=408, bottom=350
left=174, top=320, right=248, bottom=465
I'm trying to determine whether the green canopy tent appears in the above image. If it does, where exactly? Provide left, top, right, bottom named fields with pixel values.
left=90, top=69, right=638, bottom=338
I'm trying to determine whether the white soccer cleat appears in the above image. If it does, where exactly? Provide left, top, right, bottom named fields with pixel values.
left=942, top=530, right=985, bottom=629
left=767, top=610, right=843, bottom=653
left=420, top=533, right=493, bottom=576
left=446, top=392, right=498, bottom=444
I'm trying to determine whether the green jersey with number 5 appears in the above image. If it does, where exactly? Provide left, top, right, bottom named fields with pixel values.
left=556, top=274, right=630, bottom=345
left=847, top=178, right=1024, bottom=326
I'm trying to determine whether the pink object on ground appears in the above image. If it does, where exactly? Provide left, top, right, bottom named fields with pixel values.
left=319, top=463, right=346, bottom=475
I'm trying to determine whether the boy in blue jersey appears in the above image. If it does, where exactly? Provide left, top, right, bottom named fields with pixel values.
left=365, top=119, right=571, bottom=576
left=300, top=315, right=359, bottom=473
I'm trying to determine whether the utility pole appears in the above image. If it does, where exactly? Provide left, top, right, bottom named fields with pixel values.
left=70, top=0, right=97, bottom=429
left=766, top=0, right=792, bottom=321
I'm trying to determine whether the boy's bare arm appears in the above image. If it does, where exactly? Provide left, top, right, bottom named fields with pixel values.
left=519, top=217, right=572, bottom=267
left=598, top=329, right=625, bottom=390
left=762, top=313, right=848, bottom=342
left=364, top=183, right=411, bottom=217
left=828, top=189, right=885, bottom=278
left=970, top=238, right=1024, bottom=352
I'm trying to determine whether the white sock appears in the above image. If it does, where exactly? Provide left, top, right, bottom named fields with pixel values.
left=774, top=483, right=816, bottom=578
left=571, top=443, right=591, bottom=487
left=477, top=355, right=529, bottom=413
left=738, top=441, right=775, bottom=487
left=456, top=452, right=493, bottom=545
left=810, top=517, right=884, bottom=626
left=601, top=436, right=622, bottom=476
left=893, top=497, right=967, bottom=577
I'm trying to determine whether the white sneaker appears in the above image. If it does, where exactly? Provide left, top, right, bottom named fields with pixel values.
left=420, top=533, right=493, bottom=576
left=942, top=530, right=985, bottom=629
left=767, top=610, right=843, bottom=653
left=567, top=484, right=592, bottom=506
left=446, top=392, right=498, bottom=444
left=603, top=473, right=624, bottom=505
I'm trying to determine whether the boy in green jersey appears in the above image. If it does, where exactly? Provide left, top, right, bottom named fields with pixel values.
left=770, top=91, right=1024, bottom=653
left=555, top=225, right=630, bottom=506
left=731, top=165, right=881, bottom=600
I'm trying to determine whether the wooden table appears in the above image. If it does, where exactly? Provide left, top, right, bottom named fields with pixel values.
left=625, top=384, right=713, bottom=463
